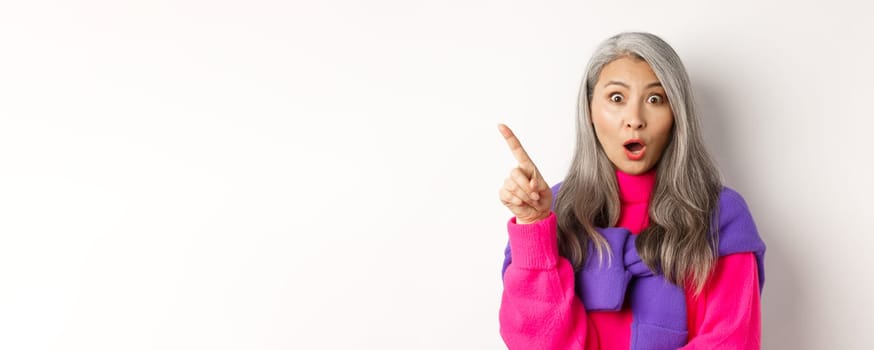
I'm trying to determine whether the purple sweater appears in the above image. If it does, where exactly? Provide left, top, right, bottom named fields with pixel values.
left=502, top=183, right=766, bottom=349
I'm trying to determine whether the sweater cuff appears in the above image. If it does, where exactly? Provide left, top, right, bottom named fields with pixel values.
left=506, top=211, right=558, bottom=270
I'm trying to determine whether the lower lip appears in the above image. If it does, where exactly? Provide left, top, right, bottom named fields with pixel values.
left=625, top=146, right=646, bottom=161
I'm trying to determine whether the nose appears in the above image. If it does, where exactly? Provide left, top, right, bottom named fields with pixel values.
left=625, top=110, right=646, bottom=130
left=626, top=120, right=644, bottom=129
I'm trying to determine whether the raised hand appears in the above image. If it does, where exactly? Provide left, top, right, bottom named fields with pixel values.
left=497, top=123, right=553, bottom=224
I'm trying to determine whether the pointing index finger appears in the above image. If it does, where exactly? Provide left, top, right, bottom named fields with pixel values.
left=498, top=123, right=535, bottom=167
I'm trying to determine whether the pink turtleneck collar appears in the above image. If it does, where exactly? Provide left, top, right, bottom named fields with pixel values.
left=615, top=167, right=657, bottom=204
left=615, top=167, right=657, bottom=234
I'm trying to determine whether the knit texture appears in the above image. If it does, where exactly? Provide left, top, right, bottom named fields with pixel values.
left=500, top=168, right=766, bottom=349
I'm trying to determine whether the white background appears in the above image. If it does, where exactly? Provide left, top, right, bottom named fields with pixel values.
left=1, top=1, right=872, bottom=349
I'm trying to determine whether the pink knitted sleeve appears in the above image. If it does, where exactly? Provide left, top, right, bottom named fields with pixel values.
left=499, top=211, right=597, bottom=349
left=681, top=252, right=761, bottom=349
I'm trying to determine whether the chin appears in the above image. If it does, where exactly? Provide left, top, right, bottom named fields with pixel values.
left=615, top=161, right=652, bottom=175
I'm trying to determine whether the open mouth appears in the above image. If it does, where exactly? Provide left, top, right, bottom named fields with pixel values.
left=623, top=139, right=646, bottom=160
left=624, top=142, right=644, bottom=153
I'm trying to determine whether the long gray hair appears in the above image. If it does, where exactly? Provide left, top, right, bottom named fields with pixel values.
left=555, top=32, right=723, bottom=294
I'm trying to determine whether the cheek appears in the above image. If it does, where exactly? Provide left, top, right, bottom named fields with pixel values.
left=592, top=101, right=625, bottom=131
left=589, top=103, right=612, bottom=139
left=653, top=114, right=674, bottom=147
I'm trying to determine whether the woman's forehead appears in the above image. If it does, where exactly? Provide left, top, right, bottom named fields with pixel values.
left=596, top=57, right=661, bottom=88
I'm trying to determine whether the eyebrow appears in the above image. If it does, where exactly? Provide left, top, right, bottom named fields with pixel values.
left=603, top=81, right=663, bottom=89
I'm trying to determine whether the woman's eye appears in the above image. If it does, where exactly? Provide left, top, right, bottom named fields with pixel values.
left=610, top=93, right=623, bottom=103
left=647, top=94, right=663, bottom=104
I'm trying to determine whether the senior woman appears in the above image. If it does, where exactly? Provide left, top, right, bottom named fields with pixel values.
left=497, top=32, right=766, bottom=349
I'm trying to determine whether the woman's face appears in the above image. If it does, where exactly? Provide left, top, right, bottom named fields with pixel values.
left=590, top=56, right=674, bottom=175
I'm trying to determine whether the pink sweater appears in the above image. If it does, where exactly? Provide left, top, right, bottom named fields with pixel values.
left=499, top=168, right=761, bottom=349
